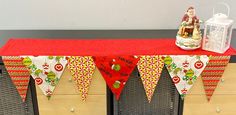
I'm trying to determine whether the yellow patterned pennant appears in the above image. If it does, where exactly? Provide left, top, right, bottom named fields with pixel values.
left=67, top=56, right=96, bottom=101
left=137, top=55, right=165, bottom=103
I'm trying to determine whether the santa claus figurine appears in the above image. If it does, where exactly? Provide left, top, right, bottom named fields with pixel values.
left=178, top=7, right=200, bottom=37
left=176, top=6, right=202, bottom=50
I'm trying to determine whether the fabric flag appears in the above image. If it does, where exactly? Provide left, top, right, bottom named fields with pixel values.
left=201, top=56, right=230, bottom=101
left=21, top=56, right=67, bottom=99
left=2, top=56, right=31, bottom=102
left=164, top=55, right=209, bottom=98
left=67, top=56, right=96, bottom=101
left=94, top=56, right=139, bottom=100
left=137, top=55, right=165, bottom=103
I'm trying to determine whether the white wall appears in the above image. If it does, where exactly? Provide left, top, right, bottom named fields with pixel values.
left=0, top=0, right=235, bottom=30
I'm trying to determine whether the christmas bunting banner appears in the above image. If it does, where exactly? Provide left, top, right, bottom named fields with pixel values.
left=67, top=56, right=96, bottom=101
left=0, top=55, right=233, bottom=103
left=201, top=56, right=230, bottom=101
left=2, top=56, right=31, bottom=102
left=93, top=56, right=139, bottom=100
left=21, top=56, right=67, bottom=99
left=137, top=55, right=165, bottom=103
left=164, top=55, right=209, bottom=97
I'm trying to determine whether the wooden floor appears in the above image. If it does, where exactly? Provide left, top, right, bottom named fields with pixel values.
left=36, top=63, right=236, bottom=115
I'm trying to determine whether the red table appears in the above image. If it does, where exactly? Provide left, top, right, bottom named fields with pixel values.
left=0, top=38, right=235, bottom=56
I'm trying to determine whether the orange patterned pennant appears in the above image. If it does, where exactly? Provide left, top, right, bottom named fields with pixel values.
left=137, top=55, right=165, bottom=102
left=67, top=56, right=96, bottom=101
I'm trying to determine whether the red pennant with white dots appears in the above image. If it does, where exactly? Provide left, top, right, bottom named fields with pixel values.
left=93, top=56, right=139, bottom=100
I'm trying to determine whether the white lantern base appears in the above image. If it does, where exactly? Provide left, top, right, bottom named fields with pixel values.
left=202, top=46, right=229, bottom=54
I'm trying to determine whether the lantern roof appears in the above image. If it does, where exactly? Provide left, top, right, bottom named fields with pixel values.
left=206, top=13, right=234, bottom=26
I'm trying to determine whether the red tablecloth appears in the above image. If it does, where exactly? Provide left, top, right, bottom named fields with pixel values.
left=0, top=38, right=235, bottom=56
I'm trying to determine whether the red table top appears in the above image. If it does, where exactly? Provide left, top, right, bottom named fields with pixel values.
left=0, top=38, right=235, bottom=56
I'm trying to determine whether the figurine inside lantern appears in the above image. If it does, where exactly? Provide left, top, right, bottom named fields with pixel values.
left=176, top=7, right=202, bottom=50
left=202, top=3, right=234, bottom=53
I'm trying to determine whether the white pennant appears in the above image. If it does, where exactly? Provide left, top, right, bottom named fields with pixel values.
left=21, top=56, right=67, bottom=98
left=164, top=55, right=209, bottom=98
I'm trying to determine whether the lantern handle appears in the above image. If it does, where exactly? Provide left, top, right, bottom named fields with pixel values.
left=213, top=2, right=230, bottom=17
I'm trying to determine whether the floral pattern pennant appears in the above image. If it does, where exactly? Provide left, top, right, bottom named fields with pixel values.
left=164, top=55, right=209, bottom=98
left=21, top=56, right=67, bottom=99
left=137, top=55, right=165, bottom=103
left=67, top=56, right=96, bottom=101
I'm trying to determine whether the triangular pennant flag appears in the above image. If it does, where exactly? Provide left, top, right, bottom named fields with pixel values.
left=21, top=56, right=67, bottom=99
left=67, top=56, right=96, bottom=101
left=201, top=56, right=230, bottom=101
left=2, top=56, right=31, bottom=102
left=164, top=55, right=209, bottom=98
left=94, top=56, right=139, bottom=100
left=137, top=55, right=165, bottom=103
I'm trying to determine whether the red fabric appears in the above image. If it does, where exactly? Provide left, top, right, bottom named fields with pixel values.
left=201, top=56, right=230, bottom=101
left=2, top=56, right=30, bottom=102
left=0, top=48, right=2, bottom=55
left=0, top=38, right=235, bottom=56
left=93, top=56, right=140, bottom=100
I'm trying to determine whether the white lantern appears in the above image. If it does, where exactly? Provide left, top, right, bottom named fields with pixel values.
left=202, top=3, right=234, bottom=53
